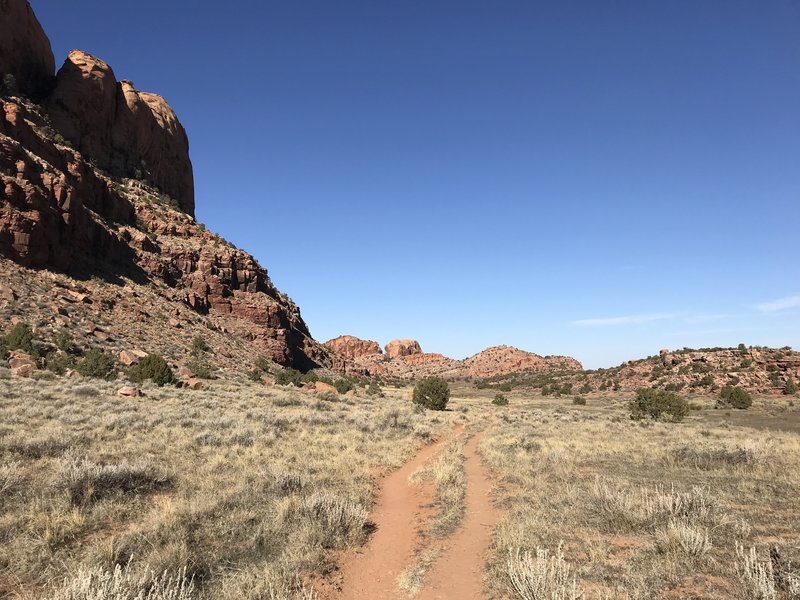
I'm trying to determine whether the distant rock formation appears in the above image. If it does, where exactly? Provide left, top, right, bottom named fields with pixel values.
left=47, top=50, right=194, bottom=216
left=385, top=339, right=423, bottom=359
left=463, top=345, right=583, bottom=379
left=324, top=335, right=382, bottom=360
left=324, top=336, right=583, bottom=380
left=0, top=0, right=55, bottom=97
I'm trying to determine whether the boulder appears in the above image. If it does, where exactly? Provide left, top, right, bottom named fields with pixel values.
left=186, top=378, right=203, bottom=390
left=314, top=381, right=338, bottom=395
left=117, top=385, right=142, bottom=397
left=119, top=350, right=140, bottom=366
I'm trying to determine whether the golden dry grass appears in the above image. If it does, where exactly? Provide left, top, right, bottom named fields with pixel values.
left=0, top=376, right=459, bottom=599
left=477, top=392, right=800, bottom=600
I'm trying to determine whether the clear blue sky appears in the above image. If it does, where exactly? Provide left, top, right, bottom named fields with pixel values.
left=34, top=1, right=799, bottom=368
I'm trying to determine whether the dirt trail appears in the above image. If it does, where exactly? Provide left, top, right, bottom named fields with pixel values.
left=416, top=432, right=500, bottom=600
left=330, top=426, right=463, bottom=600
left=328, top=425, right=500, bottom=600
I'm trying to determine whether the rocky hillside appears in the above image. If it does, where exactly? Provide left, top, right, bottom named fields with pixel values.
left=324, top=335, right=583, bottom=380
left=0, top=0, right=331, bottom=373
left=582, top=346, right=800, bottom=395
left=477, top=345, right=800, bottom=397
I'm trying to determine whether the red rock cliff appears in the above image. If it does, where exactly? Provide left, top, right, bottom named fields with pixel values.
left=0, top=0, right=55, bottom=97
left=47, top=51, right=194, bottom=216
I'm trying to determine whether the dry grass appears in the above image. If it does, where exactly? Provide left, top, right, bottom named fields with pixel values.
left=409, top=433, right=468, bottom=537
left=477, top=393, right=800, bottom=599
left=0, top=376, right=455, bottom=599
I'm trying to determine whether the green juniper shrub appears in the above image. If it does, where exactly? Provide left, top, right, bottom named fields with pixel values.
left=573, top=396, right=587, bottom=406
left=366, top=382, right=384, bottom=397
left=45, top=352, right=76, bottom=375
left=718, top=385, right=753, bottom=409
left=54, top=330, right=73, bottom=352
left=76, top=349, right=117, bottom=380
left=275, top=368, right=304, bottom=387
left=629, top=387, right=690, bottom=422
left=492, top=393, right=509, bottom=406
left=252, top=356, right=271, bottom=374
left=127, top=354, right=176, bottom=386
left=769, top=372, right=781, bottom=388
left=579, top=383, right=592, bottom=394
left=413, top=376, right=450, bottom=411
left=191, top=336, right=209, bottom=356
left=334, top=379, right=354, bottom=395
left=498, top=383, right=512, bottom=393
left=187, top=358, right=213, bottom=379
left=784, top=378, right=798, bottom=396
left=3, top=323, right=37, bottom=356
left=541, top=385, right=551, bottom=396
left=248, top=368, right=263, bottom=382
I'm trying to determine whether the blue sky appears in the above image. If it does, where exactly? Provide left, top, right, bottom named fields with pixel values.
left=34, top=1, right=799, bottom=368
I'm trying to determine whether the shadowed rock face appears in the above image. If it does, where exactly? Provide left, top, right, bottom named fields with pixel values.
left=0, top=2, right=325, bottom=371
left=0, top=0, right=55, bottom=97
left=47, top=51, right=195, bottom=216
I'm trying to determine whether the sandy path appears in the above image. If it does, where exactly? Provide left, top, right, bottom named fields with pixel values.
left=330, top=427, right=461, bottom=600
left=416, top=432, right=500, bottom=600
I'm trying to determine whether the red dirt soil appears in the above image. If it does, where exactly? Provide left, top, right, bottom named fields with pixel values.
left=416, top=432, right=500, bottom=600
left=325, top=425, right=500, bottom=600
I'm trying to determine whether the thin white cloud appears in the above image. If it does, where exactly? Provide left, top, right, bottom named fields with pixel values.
left=756, top=295, right=800, bottom=313
left=570, top=313, right=675, bottom=327
left=683, top=314, right=730, bottom=324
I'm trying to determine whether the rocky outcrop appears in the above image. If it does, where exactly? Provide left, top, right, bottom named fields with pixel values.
left=1, top=100, right=137, bottom=271
left=0, top=0, right=326, bottom=372
left=324, top=335, right=382, bottom=360
left=385, top=339, right=422, bottom=359
left=47, top=51, right=194, bottom=216
left=464, top=345, right=583, bottom=379
left=0, top=0, right=55, bottom=97
left=578, top=347, right=800, bottom=395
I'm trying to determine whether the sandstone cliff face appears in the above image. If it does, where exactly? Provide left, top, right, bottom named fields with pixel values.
left=47, top=51, right=194, bottom=216
left=0, top=0, right=55, bottom=97
left=385, top=339, right=423, bottom=359
left=1, top=96, right=324, bottom=370
left=324, top=335, right=382, bottom=359
left=0, top=0, right=326, bottom=372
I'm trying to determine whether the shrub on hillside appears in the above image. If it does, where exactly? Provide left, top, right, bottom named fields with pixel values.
left=334, top=379, right=354, bottom=395
left=493, top=393, right=509, bottom=406
left=187, top=358, right=213, bottom=379
left=785, top=378, right=798, bottom=396
left=191, top=335, right=208, bottom=356
left=3, top=323, right=37, bottom=356
left=718, top=385, right=753, bottom=409
left=54, top=330, right=73, bottom=352
left=573, top=396, right=587, bottom=406
left=413, top=376, right=450, bottom=411
left=45, top=352, right=76, bottom=375
left=275, top=367, right=304, bottom=387
left=127, top=354, right=176, bottom=386
left=76, top=349, right=117, bottom=380
left=630, top=388, right=689, bottom=422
